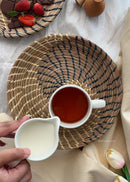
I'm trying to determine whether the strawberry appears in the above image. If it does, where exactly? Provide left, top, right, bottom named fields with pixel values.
left=15, top=0, right=30, bottom=12
left=33, top=3, right=44, bottom=16
left=18, top=14, right=35, bottom=26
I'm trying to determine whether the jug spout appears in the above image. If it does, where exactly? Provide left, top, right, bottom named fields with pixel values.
left=49, top=116, right=60, bottom=131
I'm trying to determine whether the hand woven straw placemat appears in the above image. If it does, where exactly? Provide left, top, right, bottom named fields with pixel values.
left=7, top=34, right=123, bottom=150
left=0, top=0, right=65, bottom=38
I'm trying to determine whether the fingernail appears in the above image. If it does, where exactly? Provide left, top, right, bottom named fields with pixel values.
left=26, top=114, right=32, bottom=118
left=22, top=115, right=31, bottom=121
left=24, top=148, right=31, bottom=157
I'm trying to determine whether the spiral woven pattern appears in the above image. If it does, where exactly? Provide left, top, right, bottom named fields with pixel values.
left=7, top=34, right=123, bottom=149
left=0, top=0, right=65, bottom=38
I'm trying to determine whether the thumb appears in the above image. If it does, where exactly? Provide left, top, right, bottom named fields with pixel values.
left=0, top=115, right=30, bottom=137
left=0, top=148, right=30, bottom=167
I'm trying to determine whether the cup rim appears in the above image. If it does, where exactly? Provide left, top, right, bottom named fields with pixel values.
left=49, top=84, right=92, bottom=128
left=15, top=117, right=60, bottom=161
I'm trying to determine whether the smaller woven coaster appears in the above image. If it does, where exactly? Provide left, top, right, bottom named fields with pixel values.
left=7, top=34, right=123, bottom=150
left=0, top=0, right=65, bottom=38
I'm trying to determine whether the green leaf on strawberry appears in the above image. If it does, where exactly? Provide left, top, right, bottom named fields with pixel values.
left=8, top=11, right=18, bottom=17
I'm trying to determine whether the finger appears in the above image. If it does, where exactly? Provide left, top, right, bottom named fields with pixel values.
left=8, top=160, right=31, bottom=182
left=0, top=139, right=6, bottom=146
left=0, top=148, right=30, bottom=167
left=0, top=115, right=30, bottom=137
left=4, top=133, right=15, bottom=138
left=20, top=169, right=32, bottom=182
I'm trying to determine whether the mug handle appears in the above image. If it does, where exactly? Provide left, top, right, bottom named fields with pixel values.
left=91, top=99, right=106, bottom=109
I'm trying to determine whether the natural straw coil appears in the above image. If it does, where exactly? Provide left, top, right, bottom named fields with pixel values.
left=7, top=34, right=123, bottom=150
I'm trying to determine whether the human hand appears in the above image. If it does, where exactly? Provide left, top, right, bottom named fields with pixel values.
left=0, top=148, right=31, bottom=182
left=0, top=115, right=32, bottom=182
left=0, top=115, right=30, bottom=138
left=0, top=115, right=30, bottom=146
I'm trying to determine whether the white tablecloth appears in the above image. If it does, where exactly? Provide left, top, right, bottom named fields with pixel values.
left=0, top=1, right=130, bottom=182
left=0, top=0, right=129, bottom=115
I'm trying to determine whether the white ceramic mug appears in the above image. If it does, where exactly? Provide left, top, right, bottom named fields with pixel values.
left=49, top=84, right=106, bottom=128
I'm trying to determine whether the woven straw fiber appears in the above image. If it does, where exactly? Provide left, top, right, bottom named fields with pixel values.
left=7, top=34, right=123, bottom=150
left=0, top=0, right=65, bottom=38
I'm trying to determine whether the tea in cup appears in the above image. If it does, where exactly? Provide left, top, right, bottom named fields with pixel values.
left=49, top=84, right=106, bottom=128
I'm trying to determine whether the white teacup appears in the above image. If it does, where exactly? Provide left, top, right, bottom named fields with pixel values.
left=49, top=84, right=106, bottom=128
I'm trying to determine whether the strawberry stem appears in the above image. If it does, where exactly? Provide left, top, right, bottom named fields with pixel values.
left=21, top=12, right=25, bottom=17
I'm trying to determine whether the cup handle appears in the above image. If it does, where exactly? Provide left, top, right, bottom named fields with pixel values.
left=91, top=99, right=106, bottom=109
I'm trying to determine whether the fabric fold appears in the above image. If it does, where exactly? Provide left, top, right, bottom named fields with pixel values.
left=120, top=8, right=130, bottom=159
